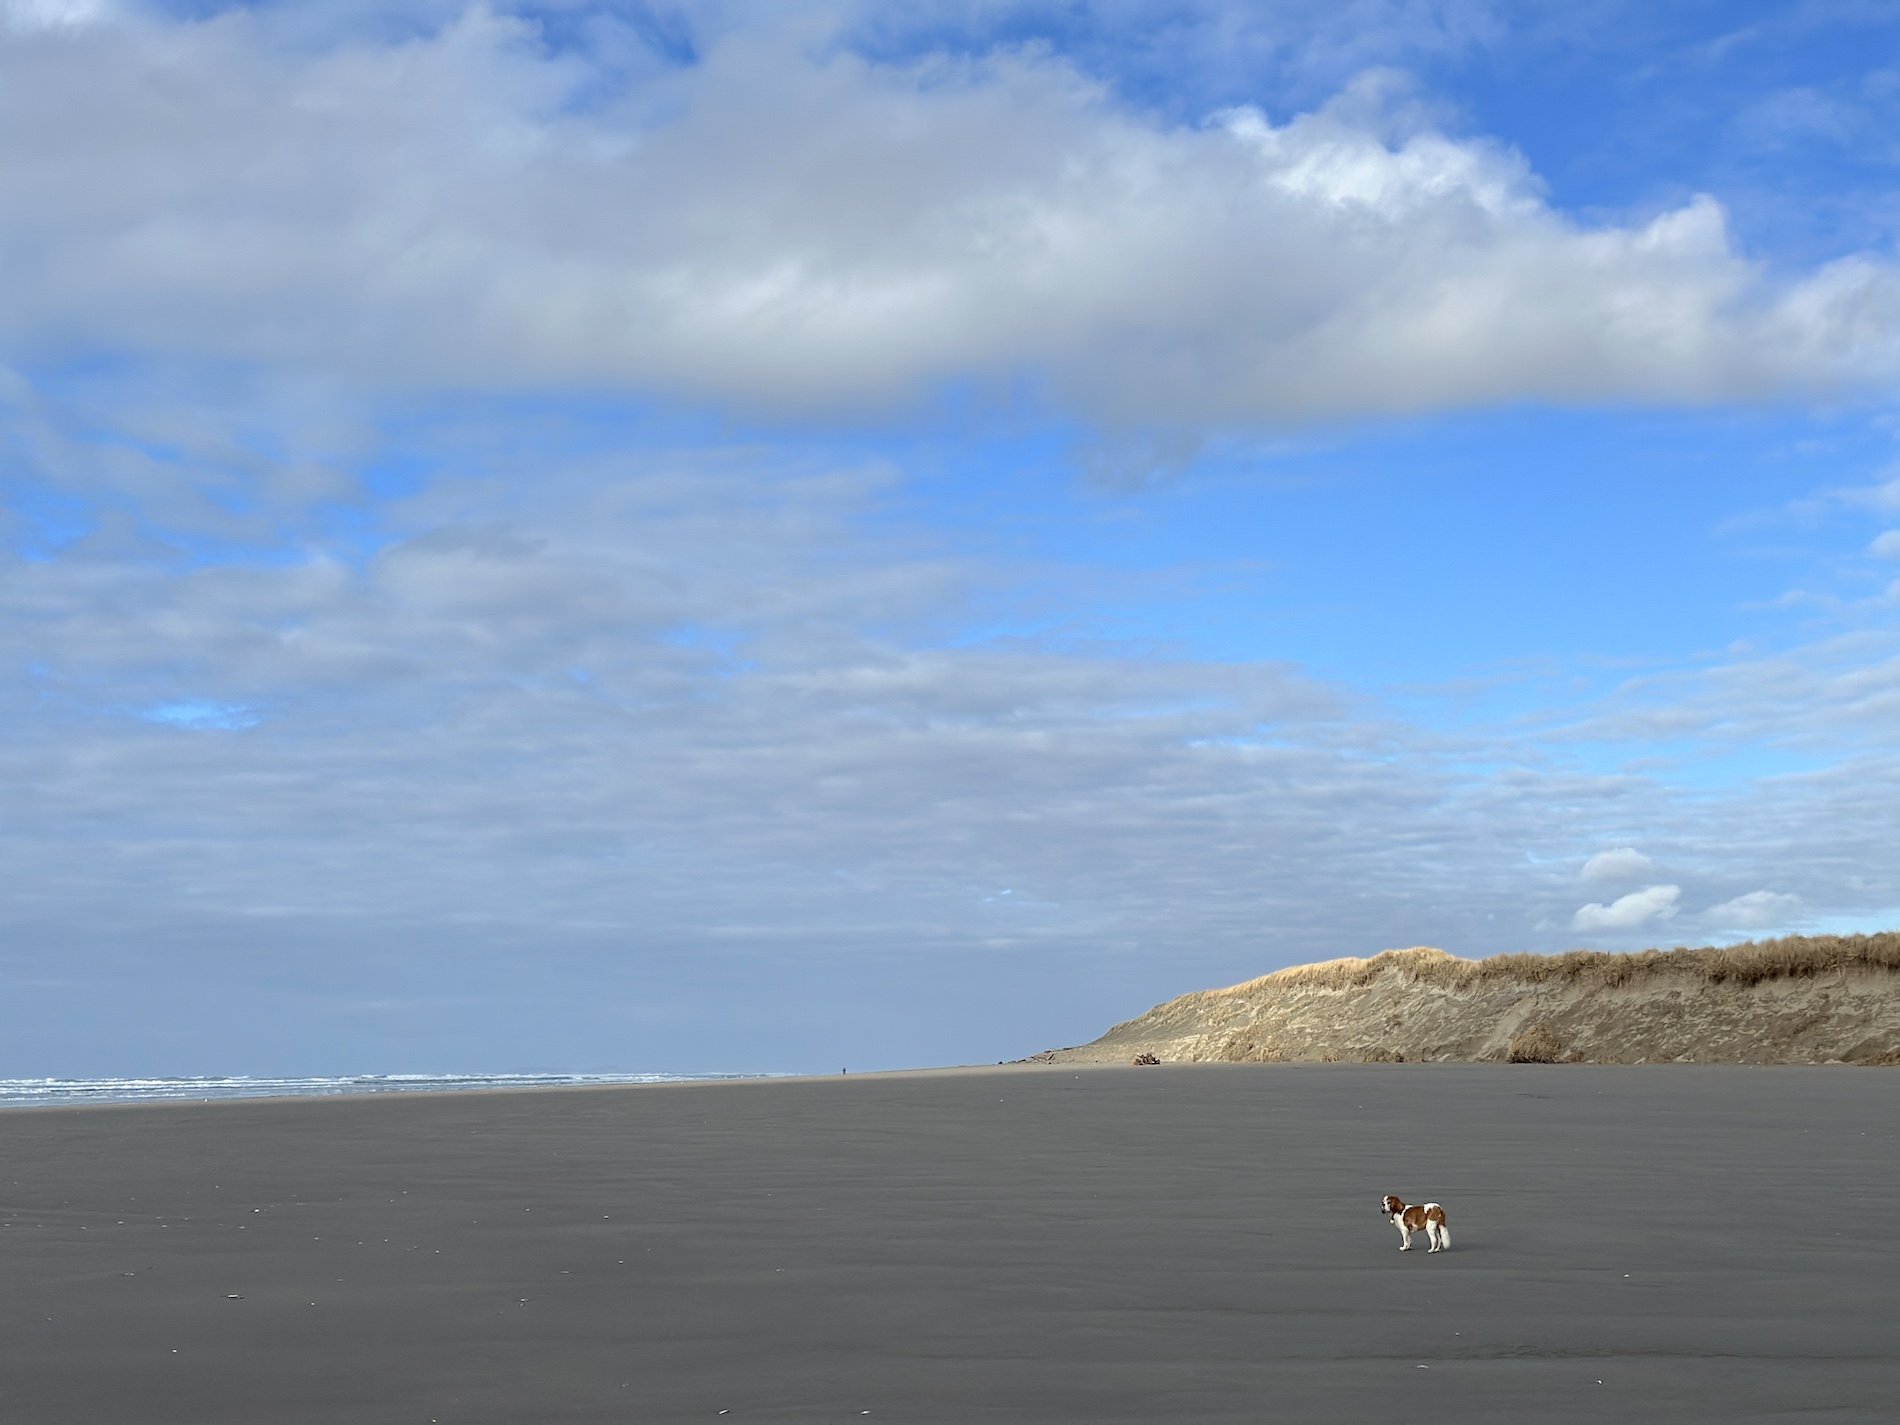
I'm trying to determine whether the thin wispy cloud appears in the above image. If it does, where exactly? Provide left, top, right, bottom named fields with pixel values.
left=1704, top=889, right=1801, bottom=931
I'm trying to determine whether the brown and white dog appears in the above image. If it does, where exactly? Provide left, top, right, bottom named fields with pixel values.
left=1380, top=1194, right=1450, bottom=1253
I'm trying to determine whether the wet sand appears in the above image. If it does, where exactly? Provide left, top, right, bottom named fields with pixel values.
left=2, top=1064, right=1894, bottom=1423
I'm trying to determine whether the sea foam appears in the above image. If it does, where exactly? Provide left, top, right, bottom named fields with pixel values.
left=0, top=1071, right=769, bottom=1109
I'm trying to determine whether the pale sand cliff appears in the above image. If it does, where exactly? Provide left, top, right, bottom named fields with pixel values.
left=1034, top=931, right=1900, bottom=1065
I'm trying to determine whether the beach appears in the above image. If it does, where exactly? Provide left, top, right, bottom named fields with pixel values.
left=3, top=1064, right=1894, bottom=1423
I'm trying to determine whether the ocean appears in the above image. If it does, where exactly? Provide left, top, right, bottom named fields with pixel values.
left=0, top=1071, right=775, bottom=1109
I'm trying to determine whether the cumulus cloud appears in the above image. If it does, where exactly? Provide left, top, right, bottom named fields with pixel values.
left=1704, top=890, right=1801, bottom=930
left=0, top=5, right=1895, bottom=428
left=1580, top=846, right=1655, bottom=883
left=1572, top=884, right=1681, bottom=932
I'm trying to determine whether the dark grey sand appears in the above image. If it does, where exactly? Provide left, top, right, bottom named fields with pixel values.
left=3, top=1065, right=1895, bottom=1424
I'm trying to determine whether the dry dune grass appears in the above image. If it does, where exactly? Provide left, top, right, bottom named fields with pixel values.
left=1505, top=1024, right=1567, bottom=1063
left=1064, top=930, right=1900, bottom=1067
left=1194, top=932, right=1900, bottom=1003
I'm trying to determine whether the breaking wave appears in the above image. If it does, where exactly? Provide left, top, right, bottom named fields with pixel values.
left=0, top=1071, right=774, bottom=1108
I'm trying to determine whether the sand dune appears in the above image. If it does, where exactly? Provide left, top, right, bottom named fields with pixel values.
left=1034, top=932, right=1900, bottom=1065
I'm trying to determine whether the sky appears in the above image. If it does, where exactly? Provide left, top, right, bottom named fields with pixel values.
left=4, top=0, right=1899, bottom=1076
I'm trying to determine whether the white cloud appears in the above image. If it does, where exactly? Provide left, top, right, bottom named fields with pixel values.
left=0, top=7, right=1896, bottom=428
left=1572, top=884, right=1681, bottom=932
left=1580, top=846, right=1655, bottom=883
left=1704, top=889, right=1801, bottom=930
left=1870, top=529, right=1900, bottom=559
left=1831, top=474, right=1900, bottom=514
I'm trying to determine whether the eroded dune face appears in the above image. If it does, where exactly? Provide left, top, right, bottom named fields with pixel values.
left=1037, top=935, right=1900, bottom=1066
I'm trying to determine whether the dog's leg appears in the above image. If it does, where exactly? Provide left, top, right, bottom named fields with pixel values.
left=1396, top=1222, right=1411, bottom=1251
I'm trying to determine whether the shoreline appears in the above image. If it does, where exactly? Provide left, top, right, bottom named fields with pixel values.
left=3, top=1054, right=1881, bottom=1117
left=0, top=1061, right=1040, bottom=1115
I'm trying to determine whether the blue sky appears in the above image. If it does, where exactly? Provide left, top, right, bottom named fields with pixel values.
left=3, top=0, right=1899, bottom=1075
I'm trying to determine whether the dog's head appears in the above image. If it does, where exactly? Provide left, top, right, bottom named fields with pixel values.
left=1380, top=1194, right=1404, bottom=1218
